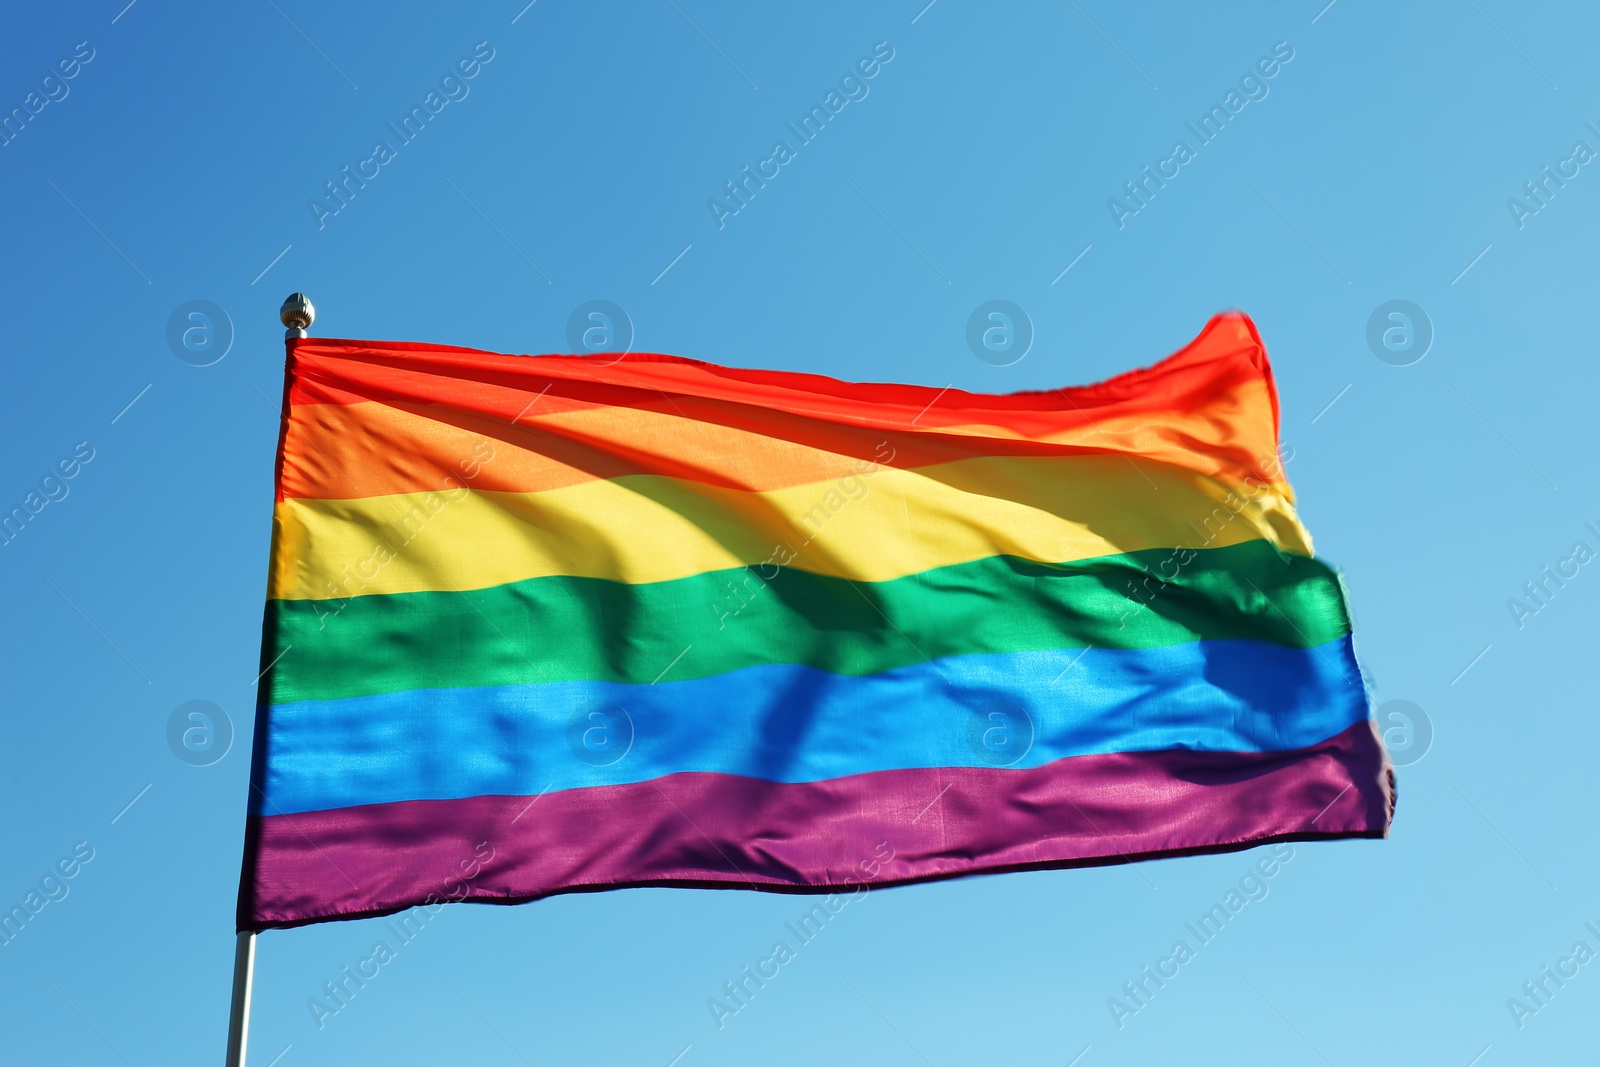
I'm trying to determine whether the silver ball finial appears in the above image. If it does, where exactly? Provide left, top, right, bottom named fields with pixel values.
left=280, top=293, right=314, bottom=339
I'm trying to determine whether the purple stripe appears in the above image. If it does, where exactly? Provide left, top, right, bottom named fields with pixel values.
left=239, top=721, right=1393, bottom=930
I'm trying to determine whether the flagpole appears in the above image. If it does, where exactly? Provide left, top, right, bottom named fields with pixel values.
left=225, top=293, right=315, bottom=1067
left=224, top=930, right=257, bottom=1067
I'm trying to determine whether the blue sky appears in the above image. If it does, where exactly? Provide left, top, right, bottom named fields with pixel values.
left=3, top=1, right=1598, bottom=1064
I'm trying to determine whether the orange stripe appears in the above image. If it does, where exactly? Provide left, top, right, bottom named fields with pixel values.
left=280, top=373, right=1284, bottom=501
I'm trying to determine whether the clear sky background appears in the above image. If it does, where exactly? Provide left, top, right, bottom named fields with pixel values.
left=3, top=1, right=1598, bottom=1064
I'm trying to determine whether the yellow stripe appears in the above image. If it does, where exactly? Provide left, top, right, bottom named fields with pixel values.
left=269, top=455, right=1312, bottom=601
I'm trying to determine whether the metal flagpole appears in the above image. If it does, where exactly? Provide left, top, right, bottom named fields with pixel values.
left=224, top=931, right=257, bottom=1067
left=225, top=293, right=316, bottom=1067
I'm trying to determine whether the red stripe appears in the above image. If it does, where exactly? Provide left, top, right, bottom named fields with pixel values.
left=240, top=720, right=1390, bottom=930
left=282, top=311, right=1273, bottom=438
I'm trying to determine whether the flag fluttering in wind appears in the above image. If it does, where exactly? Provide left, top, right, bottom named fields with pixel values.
left=238, top=312, right=1392, bottom=930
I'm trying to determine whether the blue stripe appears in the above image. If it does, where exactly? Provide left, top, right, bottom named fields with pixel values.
left=255, top=638, right=1368, bottom=816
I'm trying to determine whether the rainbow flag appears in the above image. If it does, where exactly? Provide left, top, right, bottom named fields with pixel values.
left=238, top=312, right=1392, bottom=930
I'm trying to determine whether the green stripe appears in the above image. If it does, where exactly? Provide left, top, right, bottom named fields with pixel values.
left=264, top=540, right=1350, bottom=705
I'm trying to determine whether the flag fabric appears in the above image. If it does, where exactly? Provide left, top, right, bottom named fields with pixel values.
left=238, top=311, right=1393, bottom=930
